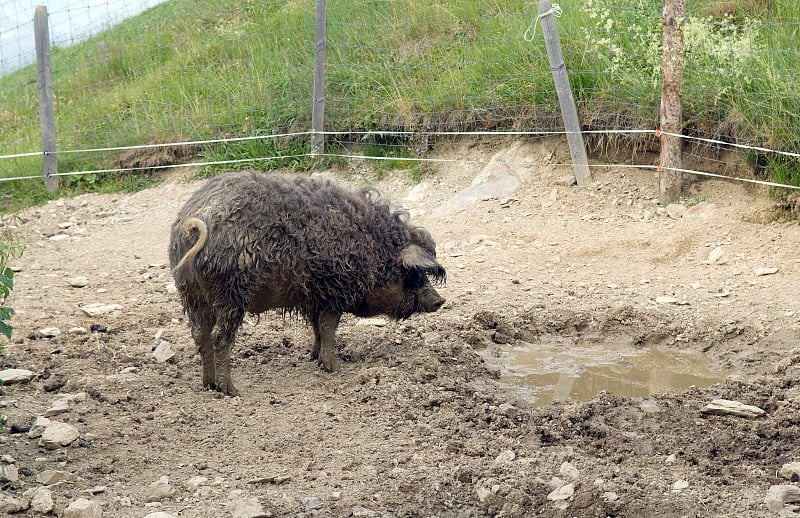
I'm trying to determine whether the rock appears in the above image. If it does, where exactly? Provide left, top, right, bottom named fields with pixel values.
left=0, top=368, right=37, bottom=384
left=754, top=267, right=779, bottom=277
left=231, top=496, right=272, bottom=518
left=38, top=421, right=80, bottom=449
left=28, top=416, right=51, bottom=439
left=144, top=513, right=179, bottom=518
left=673, top=479, right=689, bottom=491
left=25, top=486, right=55, bottom=514
left=299, top=496, right=323, bottom=511
left=781, top=462, right=800, bottom=481
left=434, top=142, right=535, bottom=216
left=68, top=276, right=89, bottom=288
left=187, top=475, right=209, bottom=489
left=44, top=399, right=71, bottom=417
left=706, top=247, right=726, bottom=264
left=63, top=497, right=103, bottom=518
left=494, top=450, right=516, bottom=465
left=665, top=203, right=686, bottom=219
left=80, top=303, right=123, bottom=317
left=38, top=327, right=61, bottom=338
left=639, top=400, right=661, bottom=414
left=0, top=463, right=19, bottom=483
left=765, top=485, right=800, bottom=512
left=0, top=494, right=26, bottom=514
left=547, top=483, right=574, bottom=501
left=602, top=491, right=619, bottom=502
left=355, top=317, right=388, bottom=327
left=145, top=476, right=176, bottom=502
left=352, top=506, right=379, bottom=517
left=665, top=454, right=677, bottom=465
left=152, top=340, right=176, bottom=363
left=559, top=461, right=580, bottom=481
left=37, top=469, right=77, bottom=485
left=701, top=399, right=766, bottom=418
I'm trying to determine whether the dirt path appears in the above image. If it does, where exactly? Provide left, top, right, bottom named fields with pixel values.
left=2, top=138, right=800, bottom=517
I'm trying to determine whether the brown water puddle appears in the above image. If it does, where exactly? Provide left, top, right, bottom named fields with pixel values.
left=486, top=342, right=729, bottom=407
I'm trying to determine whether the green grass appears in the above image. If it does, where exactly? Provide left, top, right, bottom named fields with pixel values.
left=0, top=0, right=799, bottom=212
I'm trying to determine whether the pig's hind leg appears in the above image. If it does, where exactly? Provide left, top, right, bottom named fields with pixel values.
left=310, top=309, right=341, bottom=372
left=209, top=305, right=245, bottom=396
left=187, top=304, right=216, bottom=392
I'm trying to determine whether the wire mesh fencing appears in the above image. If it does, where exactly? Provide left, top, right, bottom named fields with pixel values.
left=1, top=0, right=799, bottom=194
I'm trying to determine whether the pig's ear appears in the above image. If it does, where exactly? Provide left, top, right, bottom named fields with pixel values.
left=399, top=245, right=446, bottom=284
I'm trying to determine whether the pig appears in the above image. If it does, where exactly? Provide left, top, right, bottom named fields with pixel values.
left=169, top=171, right=446, bottom=396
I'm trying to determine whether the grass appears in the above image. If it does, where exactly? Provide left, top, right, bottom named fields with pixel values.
left=0, top=0, right=799, bottom=212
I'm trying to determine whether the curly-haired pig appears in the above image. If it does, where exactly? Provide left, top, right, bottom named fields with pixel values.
left=169, top=171, right=446, bottom=396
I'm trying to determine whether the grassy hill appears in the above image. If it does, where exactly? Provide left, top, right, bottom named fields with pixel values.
left=0, top=0, right=797, bottom=212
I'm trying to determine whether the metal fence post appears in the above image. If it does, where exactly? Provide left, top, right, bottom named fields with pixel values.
left=311, top=0, right=327, bottom=156
left=34, top=5, right=58, bottom=193
left=537, top=0, right=591, bottom=187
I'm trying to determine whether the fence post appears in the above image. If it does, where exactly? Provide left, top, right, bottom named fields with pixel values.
left=34, top=5, right=58, bottom=193
left=659, top=0, right=685, bottom=204
left=537, top=0, right=591, bottom=187
left=311, top=0, right=327, bottom=156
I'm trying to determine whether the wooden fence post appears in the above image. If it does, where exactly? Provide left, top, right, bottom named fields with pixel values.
left=537, top=0, right=591, bottom=187
left=659, top=0, right=685, bottom=204
left=34, top=5, right=58, bottom=193
left=311, top=0, right=327, bottom=156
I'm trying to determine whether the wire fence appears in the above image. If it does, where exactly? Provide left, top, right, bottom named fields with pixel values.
left=1, top=0, right=799, bottom=194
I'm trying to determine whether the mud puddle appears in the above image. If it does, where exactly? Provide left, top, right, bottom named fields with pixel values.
left=485, top=342, right=729, bottom=407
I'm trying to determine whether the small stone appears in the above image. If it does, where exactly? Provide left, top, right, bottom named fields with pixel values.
left=39, top=327, right=61, bottom=338
left=63, top=497, right=103, bottom=518
left=37, top=470, right=77, bottom=485
left=673, top=479, right=689, bottom=491
left=38, top=421, right=80, bottom=449
left=231, top=496, right=272, bottom=518
left=44, top=399, right=70, bottom=417
left=765, top=485, right=800, bottom=512
left=299, top=496, right=323, bottom=510
left=0, top=464, right=19, bottom=483
left=639, top=400, right=661, bottom=414
left=69, top=327, right=89, bottom=335
left=80, top=303, right=123, bottom=317
left=355, top=318, right=388, bottom=327
left=494, top=450, right=516, bottom=464
left=706, top=247, right=726, bottom=264
left=28, top=416, right=51, bottom=439
left=145, top=477, right=176, bottom=502
left=144, top=513, right=179, bottom=518
left=701, top=399, right=766, bottom=418
left=187, top=475, right=209, bottom=489
left=655, top=295, right=677, bottom=304
left=25, top=486, right=55, bottom=514
left=665, top=203, right=686, bottom=219
left=43, top=374, right=69, bottom=392
left=68, top=276, right=89, bottom=288
left=0, top=494, right=25, bottom=514
left=665, top=454, right=677, bottom=465
left=601, top=491, right=619, bottom=502
left=754, top=267, right=779, bottom=277
left=153, top=340, right=176, bottom=363
left=0, top=368, right=37, bottom=384
left=780, top=462, right=800, bottom=481
left=559, top=461, right=580, bottom=481
left=352, top=506, right=379, bottom=517
left=547, top=483, right=574, bottom=501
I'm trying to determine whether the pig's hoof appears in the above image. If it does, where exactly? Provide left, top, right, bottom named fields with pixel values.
left=205, top=379, right=239, bottom=397
left=318, top=358, right=338, bottom=373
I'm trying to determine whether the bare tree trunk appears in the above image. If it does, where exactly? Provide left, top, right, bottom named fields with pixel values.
left=659, top=0, right=685, bottom=204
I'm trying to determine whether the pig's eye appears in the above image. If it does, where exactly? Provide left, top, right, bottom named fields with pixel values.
left=403, top=269, right=427, bottom=290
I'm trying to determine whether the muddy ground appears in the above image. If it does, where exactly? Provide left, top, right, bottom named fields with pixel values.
left=2, top=138, right=800, bottom=517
